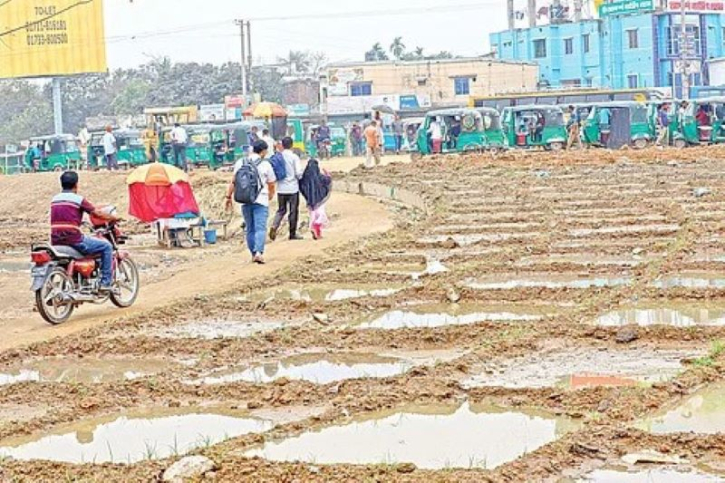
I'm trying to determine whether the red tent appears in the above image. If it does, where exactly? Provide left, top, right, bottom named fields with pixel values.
left=126, top=163, right=200, bottom=223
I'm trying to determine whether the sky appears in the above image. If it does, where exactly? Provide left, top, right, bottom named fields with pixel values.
left=103, top=0, right=511, bottom=69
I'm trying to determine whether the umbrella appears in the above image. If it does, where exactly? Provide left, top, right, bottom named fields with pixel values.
left=243, top=102, right=288, bottom=118
left=371, top=104, right=396, bottom=115
left=126, top=163, right=200, bottom=223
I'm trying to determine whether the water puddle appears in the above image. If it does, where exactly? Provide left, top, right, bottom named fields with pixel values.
left=464, top=348, right=695, bottom=390
left=411, top=259, right=449, bottom=280
left=358, top=304, right=542, bottom=330
left=636, top=382, right=725, bottom=435
left=243, top=402, right=579, bottom=470
left=653, top=273, right=725, bottom=289
left=191, top=353, right=418, bottom=385
left=569, top=224, right=680, bottom=238
left=0, top=358, right=174, bottom=385
left=517, top=254, right=651, bottom=268
left=466, top=275, right=631, bottom=290
left=324, top=287, right=403, bottom=302
left=596, top=306, right=725, bottom=327
left=0, top=408, right=273, bottom=464
left=153, top=319, right=287, bottom=339
left=577, top=468, right=725, bottom=482
left=418, top=233, right=539, bottom=247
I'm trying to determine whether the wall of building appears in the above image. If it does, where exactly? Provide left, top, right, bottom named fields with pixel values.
left=324, top=58, right=539, bottom=107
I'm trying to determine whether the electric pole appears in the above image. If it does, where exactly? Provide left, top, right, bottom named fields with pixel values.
left=246, top=21, right=253, bottom=94
left=680, top=0, right=689, bottom=99
left=235, top=19, right=248, bottom=97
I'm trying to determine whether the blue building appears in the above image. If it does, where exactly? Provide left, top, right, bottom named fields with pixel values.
left=490, top=6, right=725, bottom=96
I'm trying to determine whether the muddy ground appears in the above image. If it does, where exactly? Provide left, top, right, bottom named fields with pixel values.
left=1, top=149, right=725, bottom=482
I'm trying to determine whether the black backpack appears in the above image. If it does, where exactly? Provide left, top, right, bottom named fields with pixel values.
left=234, top=158, right=262, bottom=204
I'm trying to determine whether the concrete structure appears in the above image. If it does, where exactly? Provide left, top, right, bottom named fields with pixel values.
left=490, top=4, right=725, bottom=97
left=320, top=57, right=539, bottom=116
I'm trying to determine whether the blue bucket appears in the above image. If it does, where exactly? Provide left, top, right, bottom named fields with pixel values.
left=204, top=229, right=217, bottom=244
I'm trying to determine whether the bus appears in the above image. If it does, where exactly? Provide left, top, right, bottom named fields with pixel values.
left=469, top=89, right=669, bottom=112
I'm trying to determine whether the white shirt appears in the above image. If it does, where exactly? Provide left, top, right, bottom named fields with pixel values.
left=261, top=135, right=276, bottom=151
left=171, top=126, right=188, bottom=144
left=277, top=149, right=304, bottom=195
left=428, top=121, right=442, bottom=140
left=233, top=154, right=276, bottom=206
left=102, top=132, right=116, bottom=155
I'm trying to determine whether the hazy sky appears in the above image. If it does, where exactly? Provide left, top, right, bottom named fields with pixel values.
left=103, top=0, right=510, bottom=68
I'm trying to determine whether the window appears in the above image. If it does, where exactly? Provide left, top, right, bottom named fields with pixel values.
left=350, top=82, right=372, bottom=97
left=417, top=79, right=427, bottom=87
left=454, top=77, right=471, bottom=96
left=667, top=25, right=701, bottom=57
left=627, top=74, right=639, bottom=88
left=564, top=38, right=574, bottom=55
left=627, top=29, right=639, bottom=49
left=583, top=34, right=590, bottom=53
left=503, top=41, right=513, bottom=48
left=533, top=39, right=547, bottom=58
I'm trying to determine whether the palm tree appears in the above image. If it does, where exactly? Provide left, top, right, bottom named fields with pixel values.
left=414, top=46, right=425, bottom=59
left=277, top=51, right=310, bottom=75
left=390, top=37, right=406, bottom=60
left=365, top=43, right=389, bottom=62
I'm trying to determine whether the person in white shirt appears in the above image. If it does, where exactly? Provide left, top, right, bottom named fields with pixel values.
left=101, top=126, right=118, bottom=171
left=261, top=129, right=276, bottom=155
left=225, top=140, right=277, bottom=264
left=269, top=136, right=304, bottom=241
left=428, top=118, right=443, bottom=154
left=170, top=123, right=188, bottom=171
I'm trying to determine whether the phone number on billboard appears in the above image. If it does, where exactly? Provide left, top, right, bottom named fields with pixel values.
left=26, top=33, right=69, bottom=46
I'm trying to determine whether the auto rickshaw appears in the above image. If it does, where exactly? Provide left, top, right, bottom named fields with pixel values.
left=403, top=117, right=425, bottom=152
left=305, top=124, right=346, bottom=158
left=414, top=108, right=505, bottom=158
left=582, top=102, right=656, bottom=149
left=671, top=97, right=725, bottom=148
left=218, top=121, right=265, bottom=163
left=501, top=105, right=567, bottom=150
left=184, top=125, right=228, bottom=169
left=87, top=129, right=147, bottom=170
left=25, top=135, right=83, bottom=172
left=286, top=119, right=306, bottom=155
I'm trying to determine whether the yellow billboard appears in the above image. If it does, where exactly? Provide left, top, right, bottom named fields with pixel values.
left=0, top=0, right=107, bottom=79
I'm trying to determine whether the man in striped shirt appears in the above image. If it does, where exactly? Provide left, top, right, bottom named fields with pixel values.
left=51, top=172, right=120, bottom=292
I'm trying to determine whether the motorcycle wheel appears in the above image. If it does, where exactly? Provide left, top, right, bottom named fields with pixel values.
left=36, top=267, right=75, bottom=325
left=111, top=257, right=140, bottom=308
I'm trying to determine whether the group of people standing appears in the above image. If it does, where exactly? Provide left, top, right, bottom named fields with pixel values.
left=225, top=137, right=332, bottom=265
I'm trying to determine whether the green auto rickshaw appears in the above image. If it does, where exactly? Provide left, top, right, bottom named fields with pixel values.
left=501, top=105, right=567, bottom=150
left=414, top=108, right=505, bottom=158
left=87, top=129, right=147, bottom=170
left=184, top=125, right=228, bottom=169
left=671, top=97, right=725, bottom=148
left=286, top=119, right=306, bottom=156
left=305, top=124, right=347, bottom=159
left=219, top=121, right=266, bottom=163
left=582, top=102, right=656, bottom=149
left=26, top=135, right=83, bottom=172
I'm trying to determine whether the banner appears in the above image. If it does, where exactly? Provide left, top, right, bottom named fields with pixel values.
left=599, top=0, right=654, bottom=16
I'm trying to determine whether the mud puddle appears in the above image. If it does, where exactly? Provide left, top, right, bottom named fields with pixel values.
left=190, top=352, right=428, bottom=385
left=568, top=224, right=680, bottom=238
left=418, top=233, right=539, bottom=246
left=636, top=382, right=725, bottom=435
left=596, top=305, right=725, bottom=327
left=575, top=467, right=725, bottom=482
left=516, top=254, right=653, bottom=268
left=252, top=284, right=406, bottom=303
left=464, top=347, right=696, bottom=390
left=152, top=319, right=294, bottom=340
left=243, top=402, right=580, bottom=470
left=0, top=408, right=273, bottom=464
left=357, top=304, right=543, bottom=330
left=0, top=357, right=174, bottom=385
left=653, top=273, right=725, bottom=289
left=466, top=274, right=632, bottom=290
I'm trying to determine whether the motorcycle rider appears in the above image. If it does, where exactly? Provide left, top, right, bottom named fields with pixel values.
left=51, top=171, right=121, bottom=293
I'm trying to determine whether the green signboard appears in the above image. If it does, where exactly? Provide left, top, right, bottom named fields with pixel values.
left=599, top=0, right=654, bottom=16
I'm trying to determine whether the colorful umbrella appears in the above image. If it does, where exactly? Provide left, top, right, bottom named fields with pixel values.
left=126, top=163, right=200, bottom=223
left=243, top=102, right=288, bottom=118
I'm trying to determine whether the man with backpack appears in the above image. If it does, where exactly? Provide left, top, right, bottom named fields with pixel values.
left=225, top=140, right=277, bottom=264
left=269, top=137, right=304, bottom=242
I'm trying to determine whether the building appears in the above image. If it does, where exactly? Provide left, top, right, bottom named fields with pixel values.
left=490, top=0, right=725, bottom=96
left=320, top=57, right=539, bottom=118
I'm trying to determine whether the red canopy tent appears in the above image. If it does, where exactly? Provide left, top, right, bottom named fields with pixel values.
left=126, top=163, right=200, bottom=223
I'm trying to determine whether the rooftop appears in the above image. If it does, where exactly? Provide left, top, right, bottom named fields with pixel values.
left=325, top=56, right=537, bottom=69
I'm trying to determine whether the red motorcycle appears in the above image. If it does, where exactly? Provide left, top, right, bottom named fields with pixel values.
left=30, top=210, right=140, bottom=325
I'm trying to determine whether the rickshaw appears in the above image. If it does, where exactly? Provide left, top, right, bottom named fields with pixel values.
left=286, top=119, right=306, bottom=155
left=218, top=121, right=265, bottom=163
left=403, top=117, right=425, bottom=152
left=414, top=108, right=505, bottom=157
left=671, top=97, right=725, bottom=148
left=87, top=129, right=147, bottom=170
left=582, top=102, right=656, bottom=149
left=501, top=105, right=567, bottom=150
left=184, top=125, right=228, bottom=169
left=25, top=135, right=82, bottom=172
left=305, top=124, right=347, bottom=158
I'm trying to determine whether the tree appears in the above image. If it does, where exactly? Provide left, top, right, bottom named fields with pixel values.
left=365, top=43, right=389, bottom=62
left=308, top=51, right=328, bottom=75
left=277, top=51, right=310, bottom=75
left=390, top=37, right=406, bottom=60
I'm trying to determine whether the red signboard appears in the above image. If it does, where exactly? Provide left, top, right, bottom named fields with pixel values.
left=668, top=0, right=725, bottom=11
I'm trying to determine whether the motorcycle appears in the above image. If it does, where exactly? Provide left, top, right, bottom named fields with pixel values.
left=30, top=210, right=140, bottom=325
left=317, top=139, right=331, bottom=160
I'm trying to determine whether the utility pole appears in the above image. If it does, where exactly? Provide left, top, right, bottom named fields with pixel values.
left=235, top=19, right=247, bottom=97
left=246, top=21, right=253, bottom=95
left=680, top=0, right=690, bottom=99
left=51, top=78, right=63, bottom=135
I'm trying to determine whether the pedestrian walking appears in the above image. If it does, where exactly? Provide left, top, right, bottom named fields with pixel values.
left=656, top=104, right=671, bottom=147
left=261, top=129, right=276, bottom=153
left=300, top=158, right=332, bottom=240
left=393, top=116, right=404, bottom=154
left=226, top=140, right=277, bottom=264
left=364, top=121, right=382, bottom=168
left=269, top=137, right=304, bottom=241
left=170, top=123, right=188, bottom=171
left=102, top=126, right=119, bottom=170
left=350, top=123, right=363, bottom=156
left=428, top=118, right=443, bottom=154
left=566, top=105, right=582, bottom=150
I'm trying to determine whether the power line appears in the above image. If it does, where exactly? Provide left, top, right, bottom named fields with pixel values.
left=0, top=0, right=17, bottom=9
left=0, top=0, right=95, bottom=38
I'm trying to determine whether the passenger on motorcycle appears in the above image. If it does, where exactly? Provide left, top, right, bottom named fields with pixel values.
left=315, top=121, right=331, bottom=155
left=51, top=171, right=121, bottom=293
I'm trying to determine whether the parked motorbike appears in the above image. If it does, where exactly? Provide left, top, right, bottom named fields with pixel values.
left=30, top=209, right=140, bottom=325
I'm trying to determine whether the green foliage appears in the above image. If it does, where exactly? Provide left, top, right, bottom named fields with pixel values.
left=694, top=340, right=725, bottom=367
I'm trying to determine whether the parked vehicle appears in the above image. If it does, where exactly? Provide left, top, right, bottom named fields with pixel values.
left=25, top=135, right=83, bottom=172
left=414, top=108, right=505, bottom=158
left=30, top=212, right=139, bottom=325
left=501, top=105, right=567, bottom=150
left=582, top=102, right=656, bottom=149
left=305, top=124, right=347, bottom=158
left=402, top=117, right=425, bottom=152
left=87, top=129, right=147, bottom=170
left=286, top=119, right=307, bottom=156
left=671, top=97, right=725, bottom=148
